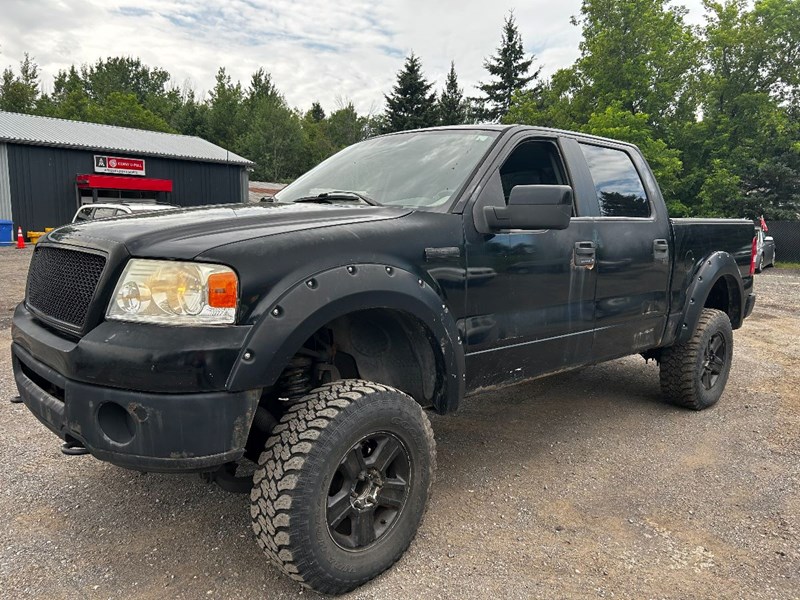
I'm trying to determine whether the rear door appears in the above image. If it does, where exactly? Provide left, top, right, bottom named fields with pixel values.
left=575, top=141, right=672, bottom=359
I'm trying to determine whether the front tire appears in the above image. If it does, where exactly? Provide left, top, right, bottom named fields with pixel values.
left=659, top=308, right=733, bottom=410
left=250, top=380, right=436, bottom=595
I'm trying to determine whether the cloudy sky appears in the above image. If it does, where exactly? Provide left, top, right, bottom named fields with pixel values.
left=1, top=0, right=707, bottom=115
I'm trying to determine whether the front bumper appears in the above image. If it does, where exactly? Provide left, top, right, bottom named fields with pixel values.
left=11, top=304, right=260, bottom=473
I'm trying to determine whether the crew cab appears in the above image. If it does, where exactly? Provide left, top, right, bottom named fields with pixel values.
left=11, top=125, right=756, bottom=594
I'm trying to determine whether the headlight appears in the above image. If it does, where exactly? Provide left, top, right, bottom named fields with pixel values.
left=107, top=259, right=238, bottom=325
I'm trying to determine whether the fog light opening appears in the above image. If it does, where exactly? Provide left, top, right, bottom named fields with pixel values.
left=97, top=402, right=135, bottom=445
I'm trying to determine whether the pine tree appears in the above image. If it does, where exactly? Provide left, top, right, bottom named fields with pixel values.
left=476, top=12, right=541, bottom=121
left=206, top=67, right=244, bottom=149
left=438, top=61, right=467, bottom=125
left=309, top=101, right=326, bottom=122
left=0, top=53, right=40, bottom=113
left=383, top=53, right=438, bottom=133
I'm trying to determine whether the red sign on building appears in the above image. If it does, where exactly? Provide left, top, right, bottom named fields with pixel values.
left=94, top=155, right=146, bottom=176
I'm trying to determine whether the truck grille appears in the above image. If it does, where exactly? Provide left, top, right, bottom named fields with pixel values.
left=27, top=246, right=107, bottom=329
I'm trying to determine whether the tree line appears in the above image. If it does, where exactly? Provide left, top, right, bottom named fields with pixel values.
left=1, top=0, right=798, bottom=219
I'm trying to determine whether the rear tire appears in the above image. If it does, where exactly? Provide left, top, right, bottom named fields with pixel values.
left=659, top=308, right=733, bottom=410
left=250, top=379, right=436, bottom=595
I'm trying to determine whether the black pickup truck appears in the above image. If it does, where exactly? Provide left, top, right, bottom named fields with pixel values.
left=11, top=125, right=756, bottom=594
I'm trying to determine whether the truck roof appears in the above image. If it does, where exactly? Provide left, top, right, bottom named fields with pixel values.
left=375, top=123, right=641, bottom=151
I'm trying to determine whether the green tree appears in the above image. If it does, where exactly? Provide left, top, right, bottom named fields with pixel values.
left=301, top=116, right=334, bottom=171
left=697, top=159, right=743, bottom=216
left=308, top=102, right=326, bottom=122
left=37, top=66, right=92, bottom=121
left=239, top=68, right=305, bottom=182
left=0, top=53, right=40, bottom=113
left=475, top=12, right=540, bottom=122
left=688, top=0, right=800, bottom=218
left=438, top=61, right=467, bottom=125
left=205, top=67, right=244, bottom=149
left=506, top=67, right=588, bottom=129
left=327, top=101, right=367, bottom=148
left=383, top=53, right=438, bottom=133
left=86, top=91, right=174, bottom=131
left=570, top=0, right=701, bottom=133
left=81, top=57, right=169, bottom=104
left=170, top=88, right=208, bottom=137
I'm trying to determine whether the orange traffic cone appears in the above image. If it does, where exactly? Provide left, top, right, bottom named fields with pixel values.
left=16, top=226, right=25, bottom=249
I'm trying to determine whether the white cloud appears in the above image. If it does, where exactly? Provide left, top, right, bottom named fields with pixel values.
left=0, top=0, right=708, bottom=115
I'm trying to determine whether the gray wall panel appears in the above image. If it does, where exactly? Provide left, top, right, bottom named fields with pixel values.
left=0, top=143, right=11, bottom=222
left=7, top=144, right=246, bottom=231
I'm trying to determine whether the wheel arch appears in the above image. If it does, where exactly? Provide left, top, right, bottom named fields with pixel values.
left=677, top=251, right=745, bottom=344
left=226, top=264, right=465, bottom=414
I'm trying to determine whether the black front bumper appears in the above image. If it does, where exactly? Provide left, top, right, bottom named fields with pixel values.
left=11, top=306, right=260, bottom=473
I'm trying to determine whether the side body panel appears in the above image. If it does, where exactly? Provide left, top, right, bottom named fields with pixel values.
left=664, top=218, right=755, bottom=345
left=204, top=211, right=469, bottom=413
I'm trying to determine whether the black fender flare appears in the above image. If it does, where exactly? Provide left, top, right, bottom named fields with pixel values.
left=226, top=263, right=465, bottom=413
left=676, top=251, right=745, bottom=344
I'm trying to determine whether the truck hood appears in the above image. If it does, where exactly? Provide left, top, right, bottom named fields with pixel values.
left=45, top=202, right=413, bottom=259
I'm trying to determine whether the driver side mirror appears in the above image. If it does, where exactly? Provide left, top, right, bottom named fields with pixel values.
left=483, top=185, right=573, bottom=231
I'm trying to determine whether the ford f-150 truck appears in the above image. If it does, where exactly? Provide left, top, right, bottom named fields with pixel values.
left=11, top=125, right=756, bottom=594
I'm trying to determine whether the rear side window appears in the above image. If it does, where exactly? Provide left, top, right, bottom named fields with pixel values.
left=579, top=144, right=650, bottom=217
left=93, top=207, right=117, bottom=219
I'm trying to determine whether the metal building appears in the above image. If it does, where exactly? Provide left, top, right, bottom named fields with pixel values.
left=0, top=111, right=253, bottom=233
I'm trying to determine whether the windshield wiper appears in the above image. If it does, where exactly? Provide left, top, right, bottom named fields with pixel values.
left=293, top=190, right=380, bottom=206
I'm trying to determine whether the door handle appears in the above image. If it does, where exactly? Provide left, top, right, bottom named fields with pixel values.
left=653, top=239, right=669, bottom=262
left=573, top=241, right=596, bottom=268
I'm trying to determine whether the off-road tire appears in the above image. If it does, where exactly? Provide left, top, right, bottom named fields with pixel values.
left=659, top=308, right=733, bottom=410
left=250, top=379, right=436, bottom=595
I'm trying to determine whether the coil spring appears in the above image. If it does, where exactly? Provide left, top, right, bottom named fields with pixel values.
left=278, top=355, right=314, bottom=400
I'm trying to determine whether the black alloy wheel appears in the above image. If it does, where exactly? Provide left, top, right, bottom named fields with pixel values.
left=700, top=332, right=727, bottom=390
left=327, top=432, right=411, bottom=550
left=250, top=379, right=436, bottom=595
left=659, top=308, right=734, bottom=410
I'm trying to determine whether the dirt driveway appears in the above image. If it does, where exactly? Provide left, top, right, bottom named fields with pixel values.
left=0, top=247, right=797, bottom=599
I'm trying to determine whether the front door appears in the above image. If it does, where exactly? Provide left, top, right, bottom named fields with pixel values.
left=462, top=136, right=598, bottom=391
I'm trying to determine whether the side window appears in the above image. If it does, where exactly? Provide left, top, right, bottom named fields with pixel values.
left=74, top=207, right=94, bottom=222
left=579, top=144, right=651, bottom=218
left=499, top=140, right=567, bottom=203
left=93, top=207, right=117, bottom=219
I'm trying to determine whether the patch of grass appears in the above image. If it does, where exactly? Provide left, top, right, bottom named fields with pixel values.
left=775, top=261, right=800, bottom=270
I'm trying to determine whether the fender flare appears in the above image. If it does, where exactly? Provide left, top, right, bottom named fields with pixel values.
left=676, top=251, right=745, bottom=344
left=226, top=263, right=465, bottom=413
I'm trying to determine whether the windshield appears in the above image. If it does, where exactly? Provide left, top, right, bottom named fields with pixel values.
left=275, top=129, right=500, bottom=209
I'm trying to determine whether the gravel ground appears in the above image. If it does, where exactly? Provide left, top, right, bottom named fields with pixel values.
left=0, top=246, right=798, bottom=599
